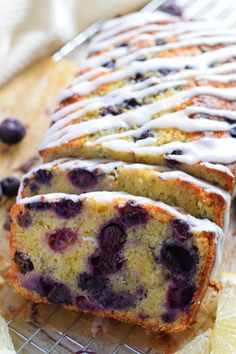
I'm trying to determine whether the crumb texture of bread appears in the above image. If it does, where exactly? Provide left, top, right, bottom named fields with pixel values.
left=9, top=192, right=220, bottom=332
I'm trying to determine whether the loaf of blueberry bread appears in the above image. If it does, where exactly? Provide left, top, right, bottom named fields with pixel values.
left=18, top=158, right=230, bottom=228
left=39, top=11, right=236, bottom=193
left=9, top=192, right=223, bottom=332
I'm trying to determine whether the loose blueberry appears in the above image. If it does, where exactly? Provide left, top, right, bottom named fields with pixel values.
left=167, top=281, right=196, bottom=310
left=230, top=126, right=236, bottom=138
left=78, top=273, right=108, bottom=294
left=159, top=242, right=199, bottom=280
left=89, top=251, right=123, bottom=276
left=14, top=252, right=34, bottom=274
left=17, top=210, right=32, bottom=228
left=47, top=227, right=77, bottom=252
left=0, top=118, right=26, bottom=145
left=34, top=169, right=53, bottom=185
left=46, top=283, right=72, bottom=305
left=99, top=222, right=126, bottom=252
left=1, top=177, right=20, bottom=197
left=68, top=168, right=97, bottom=189
left=53, top=199, right=82, bottom=219
left=172, top=219, right=191, bottom=240
left=119, top=201, right=148, bottom=226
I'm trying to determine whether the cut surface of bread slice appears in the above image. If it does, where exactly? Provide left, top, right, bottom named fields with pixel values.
left=18, top=158, right=230, bottom=228
left=9, top=191, right=223, bottom=332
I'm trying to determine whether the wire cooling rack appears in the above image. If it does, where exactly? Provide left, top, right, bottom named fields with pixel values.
left=7, top=0, right=236, bottom=353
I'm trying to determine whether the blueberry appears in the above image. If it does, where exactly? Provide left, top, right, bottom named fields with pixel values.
left=161, top=312, right=177, bottom=323
left=158, top=68, right=172, bottom=76
left=46, top=283, right=72, bottom=305
left=25, top=201, right=51, bottom=211
left=172, top=219, right=191, bottom=240
left=99, top=222, right=126, bottom=252
left=230, top=126, right=236, bottom=137
left=0, top=118, right=26, bottom=144
left=100, top=105, right=123, bottom=116
left=53, top=199, right=82, bottom=219
left=166, top=150, right=182, bottom=166
left=17, top=210, right=32, bottom=228
left=30, top=276, right=72, bottom=305
left=123, top=98, right=141, bottom=109
left=68, top=168, right=97, bottom=189
left=102, top=59, right=116, bottom=68
left=155, top=40, right=166, bottom=46
left=78, top=273, right=108, bottom=294
left=135, top=130, right=153, bottom=141
left=161, top=2, right=183, bottom=17
left=132, top=73, right=146, bottom=82
left=34, top=169, right=53, bottom=185
left=89, top=251, right=123, bottom=276
left=136, top=56, right=147, bottom=62
left=158, top=242, right=199, bottom=280
left=1, top=177, right=20, bottom=197
left=47, top=227, right=77, bottom=252
left=14, top=252, right=34, bottom=274
left=119, top=42, right=128, bottom=47
left=119, top=201, right=148, bottom=227
left=167, top=281, right=196, bottom=310
left=225, top=118, right=235, bottom=124
left=97, top=289, right=135, bottom=310
left=29, top=183, right=39, bottom=193
left=184, top=65, right=194, bottom=70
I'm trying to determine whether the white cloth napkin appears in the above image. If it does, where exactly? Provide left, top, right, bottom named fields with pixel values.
left=0, top=0, right=148, bottom=87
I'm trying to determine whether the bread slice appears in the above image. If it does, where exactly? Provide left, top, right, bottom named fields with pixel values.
left=9, top=191, right=223, bottom=332
left=18, top=158, right=230, bottom=228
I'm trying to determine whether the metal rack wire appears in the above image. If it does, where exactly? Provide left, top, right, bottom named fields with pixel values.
left=7, top=0, right=236, bottom=353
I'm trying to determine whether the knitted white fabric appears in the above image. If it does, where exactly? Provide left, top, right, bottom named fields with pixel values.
left=0, top=0, right=148, bottom=86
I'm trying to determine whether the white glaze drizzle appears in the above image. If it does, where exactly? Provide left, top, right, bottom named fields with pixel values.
left=41, top=85, right=236, bottom=150
left=59, top=45, right=236, bottom=101
left=50, top=79, right=186, bottom=132
left=99, top=137, right=236, bottom=165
